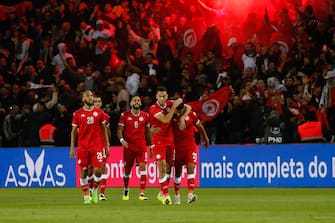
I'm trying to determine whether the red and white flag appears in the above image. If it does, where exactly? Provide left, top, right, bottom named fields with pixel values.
left=188, top=86, right=232, bottom=123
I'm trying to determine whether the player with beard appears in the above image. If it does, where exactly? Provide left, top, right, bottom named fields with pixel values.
left=117, top=95, right=152, bottom=201
left=172, top=103, right=209, bottom=204
left=87, top=96, right=111, bottom=201
left=150, top=86, right=191, bottom=205
left=70, top=90, right=110, bottom=204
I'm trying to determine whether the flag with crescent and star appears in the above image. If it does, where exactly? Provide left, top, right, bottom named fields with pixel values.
left=188, top=86, right=232, bottom=123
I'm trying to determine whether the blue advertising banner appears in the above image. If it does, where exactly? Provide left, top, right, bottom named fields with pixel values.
left=199, top=144, right=335, bottom=187
left=2, top=145, right=335, bottom=188
left=0, top=148, right=76, bottom=188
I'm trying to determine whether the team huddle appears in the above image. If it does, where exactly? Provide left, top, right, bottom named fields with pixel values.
left=70, top=87, right=209, bottom=205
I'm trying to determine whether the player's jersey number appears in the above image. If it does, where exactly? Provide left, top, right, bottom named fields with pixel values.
left=87, top=116, right=94, bottom=124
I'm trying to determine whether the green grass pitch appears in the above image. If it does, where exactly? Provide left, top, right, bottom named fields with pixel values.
left=0, top=188, right=334, bottom=223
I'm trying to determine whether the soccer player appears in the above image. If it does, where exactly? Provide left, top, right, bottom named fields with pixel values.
left=172, top=103, right=209, bottom=204
left=86, top=96, right=111, bottom=201
left=149, top=86, right=190, bottom=205
left=70, top=90, right=110, bottom=204
left=117, top=95, right=151, bottom=201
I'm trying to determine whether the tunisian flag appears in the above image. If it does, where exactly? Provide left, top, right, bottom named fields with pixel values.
left=188, top=86, right=232, bottom=123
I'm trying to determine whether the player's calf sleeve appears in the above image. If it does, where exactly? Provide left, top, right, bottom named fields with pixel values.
left=93, top=174, right=101, bottom=190
left=123, top=174, right=130, bottom=189
left=100, top=174, right=107, bottom=194
left=174, top=176, right=181, bottom=195
left=166, top=173, right=171, bottom=184
left=80, top=177, right=89, bottom=196
left=187, top=173, right=195, bottom=193
left=87, top=175, right=94, bottom=190
left=159, top=175, right=168, bottom=195
left=140, top=171, right=147, bottom=193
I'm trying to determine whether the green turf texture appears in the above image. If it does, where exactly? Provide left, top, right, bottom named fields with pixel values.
left=0, top=188, right=334, bottom=223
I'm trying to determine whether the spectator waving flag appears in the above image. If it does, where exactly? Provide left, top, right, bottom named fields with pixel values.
left=188, top=86, right=232, bottom=123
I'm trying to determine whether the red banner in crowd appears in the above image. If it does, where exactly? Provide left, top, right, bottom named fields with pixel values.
left=188, top=86, right=232, bottom=123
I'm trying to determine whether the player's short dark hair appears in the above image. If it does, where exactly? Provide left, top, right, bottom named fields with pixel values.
left=156, top=86, right=168, bottom=92
left=130, top=94, right=141, bottom=102
left=176, top=102, right=184, bottom=110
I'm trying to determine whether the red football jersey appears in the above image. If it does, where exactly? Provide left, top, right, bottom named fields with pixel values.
left=118, top=110, right=149, bottom=150
left=172, top=111, right=200, bottom=148
left=104, top=112, right=110, bottom=127
left=149, top=100, right=174, bottom=146
left=72, top=107, right=106, bottom=149
left=96, top=111, right=110, bottom=146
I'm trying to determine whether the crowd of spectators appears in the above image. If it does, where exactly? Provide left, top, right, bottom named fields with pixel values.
left=0, top=0, right=335, bottom=147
